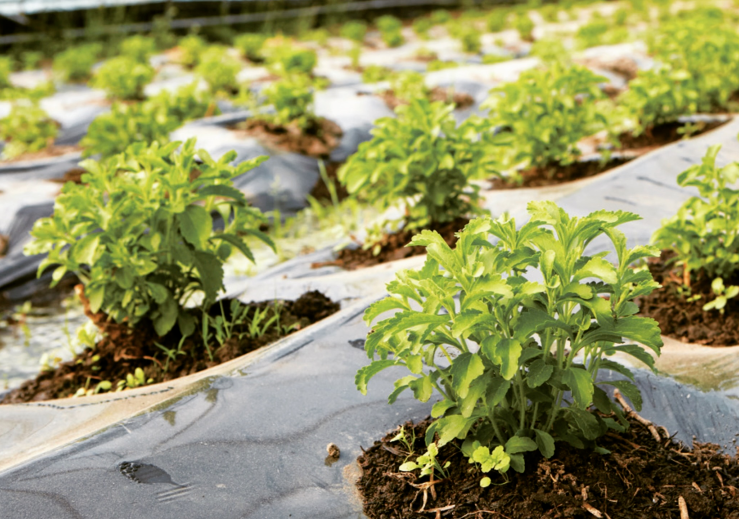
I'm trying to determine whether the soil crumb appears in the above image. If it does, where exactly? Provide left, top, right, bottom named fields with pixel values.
left=358, top=416, right=739, bottom=519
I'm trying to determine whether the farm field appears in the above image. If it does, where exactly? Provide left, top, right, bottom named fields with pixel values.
left=3, top=0, right=739, bottom=517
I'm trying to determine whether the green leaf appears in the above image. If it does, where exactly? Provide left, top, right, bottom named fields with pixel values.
left=562, top=367, right=594, bottom=408
left=355, top=360, right=398, bottom=394
left=485, top=377, right=510, bottom=407
left=86, top=284, right=104, bottom=313
left=364, top=297, right=410, bottom=324
left=179, top=205, right=212, bottom=248
left=533, top=429, right=555, bottom=458
left=431, top=399, right=456, bottom=418
left=459, top=377, right=487, bottom=417
left=197, top=184, right=247, bottom=203
left=191, top=250, right=224, bottom=302
left=568, top=408, right=603, bottom=440
left=409, top=376, right=434, bottom=402
left=505, top=436, right=537, bottom=454
left=153, top=296, right=178, bottom=336
left=72, top=235, right=100, bottom=265
left=209, top=233, right=255, bottom=263
left=450, top=352, right=485, bottom=398
left=496, top=338, right=522, bottom=380
left=527, top=359, right=553, bottom=388
left=575, top=257, right=618, bottom=284
left=435, top=415, right=469, bottom=446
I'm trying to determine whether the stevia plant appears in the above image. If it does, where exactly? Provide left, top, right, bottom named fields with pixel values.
left=25, top=138, right=274, bottom=337
left=388, top=71, right=428, bottom=104
left=412, top=17, right=432, bottom=39
left=653, top=144, right=739, bottom=284
left=235, top=34, right=267, bottom=62
left=0, top=102, right=59, bottom=160
left=341, top=21, right=368, bottom=44
left=338, top=98, right=501, bottom=231
left=357, top=202, right=663, bottom=483
left=0, top=57, right=11, bottom=89
left=483, top=63, right=611, bottom=177
left=81, top=82, right=216, bottom=157
left=376, top=15, right=405, bottom=48
left=92, top=56, right=154, bottom=100
left=119, top=35, right=157, bottom=63
left=53, top=43, right=102, bottom=82
left=266, top=44, right=317, bottom=77
left=179, top=34, right=207, bottom=67
left=262, top=73, right=315, bottom=129
left=514, top=13, right=535, bottom=42
left=195, top=46, right=242, bottom=94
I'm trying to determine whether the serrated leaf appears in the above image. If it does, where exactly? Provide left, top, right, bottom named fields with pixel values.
left=496, top=338, right=522, bottom=380
left=562, top=367, right=594, bottom=408
left=527, top=359, right=553, bottom=388
left=355, top=360, right=398, bottom=394
left=179, top=205, right=212, bottom=248
left=505, top=436, right=537, bottom=454
left=450, top=352, right=485, bottom=398
left=435, top=415, right=469, bottom=446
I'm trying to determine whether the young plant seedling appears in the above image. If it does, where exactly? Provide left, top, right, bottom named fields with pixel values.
left=0, top=102, right=59, bottom=160
left=92, top=56, right=154, bottom=100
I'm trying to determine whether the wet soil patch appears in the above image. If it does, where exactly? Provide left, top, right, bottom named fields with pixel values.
left=375, top=87, right=475, bottom=111
left=638, top=251, right=739, bottom=346
left=308, top=161, right=349, bottom=203
left=1, top=145, right=81, bottom=164
left=490, top=118, right=730, bottom=189
left=358, top=416, right=739, bottom=519
left=1, top=289, right=340, bottom=403
left=234, top=117, right=342, bottom=158
left=313, top=218, right=469, bottom=271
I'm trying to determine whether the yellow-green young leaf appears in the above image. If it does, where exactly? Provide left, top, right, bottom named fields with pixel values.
left=409, top=376, right=434, bottom=402
left=72, top=235, right=100, bottom=265
left=435, top=415, right=469, bottom=446
left=496, top=338, right=522, bottom=380
left=459, top=377, right=487, bottom=417
left=86, top=284, right=105, bottom=313
left=406, top=354, right=423, bottom=374
left=399, top=462, right=418, bottom=472
left=355, top=359, right=398, bottom=394
left=450, top=352, right=485, bottom=398
left=575, top=257, right=618, bottom=284
left=431, top=399, right=456, bottom=418
left=179, top=205, right=212, bottom=248
left=364, top=297, right=410, bottom=324
left=480, top=477, right=491, bottom=488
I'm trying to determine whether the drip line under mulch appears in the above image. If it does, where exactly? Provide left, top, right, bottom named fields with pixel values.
left=1, top=289, right=339, bottom=403
left=357, top=407, right=739, bottom=518
left=490, top=119, right=730, bottom=189
left=638, top=251, right=739, bottom=346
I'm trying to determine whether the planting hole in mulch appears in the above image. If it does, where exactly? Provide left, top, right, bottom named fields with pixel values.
left=0, top=289, right=340, bottom=403
left=308, top=161, right=350, bottom=203
left=376, top=87, right=475, bottom=111
left=312, top=217, right=469, bottom=271
left=639, top=250, right=739, bottom=346
left=490, top=118, right=731, bottom=189
left=0, top=144, right=81, bottom=164
left=233, top=117, right=343, bottom=158
left=357, top=415, right=739, bottom=519
left=50, top=167, right=88, bottom=185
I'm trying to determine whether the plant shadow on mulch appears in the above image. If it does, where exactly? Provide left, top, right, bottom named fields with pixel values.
left=638, top=250, right=739, bottom=346
left=490, top=119, right=730, bottom=189
left=358, top=416, right=739, bottom=519
left=312, top=217, right=469, bottom=271
left=233, top=117, right=343, bottom=158
left=1, top=290, right=339, bottom=403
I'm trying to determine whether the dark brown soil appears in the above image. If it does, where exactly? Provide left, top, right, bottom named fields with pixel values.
left=490, top=118, right=730, bottom=189
left=308, top=161, right=350, bottom=203
left=313, top=218, right=469, bottom=271
left=1, top=289, right=339, bottom=403
left=378, top=87, right=475, bottom=111
left=357, top=417, right=739, bottom=519
left=50, top=167, right=87, bottom=185
left=638, top=251, right=739, bottom=346
left=234, top=117, right=343, bottom=158
left=1, top=144, right=81, bottom=164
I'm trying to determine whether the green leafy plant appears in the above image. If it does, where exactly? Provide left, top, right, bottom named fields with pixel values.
left=178, top=34, right=207, bottom=67
left=195, top=46, right=242, bottom=94
left=266, top=44, right=317, bottom=76
left=25, top=138, right=274, bottom=337
left=92, top=56, right=154, bottom=100
left=234, top=33, right=267, bottom=62
left=388, top=71, right=428, bottom=103
left=0, top=102, right=59, bottom=160
left=427, top=60, right=459, bottom=72
left=116, top=368, right=153, bottom=391
left=399, top=442, right=450, bottom=478
left=459, top=27, right=482, bottom=54
left=487, top=10, right=509, bottom=33
left=339, top=98, right=499, bottom=231
left=361, top=65, right=393, bottom=84
left=262, top=73, right=315, bottom=129
left=53, top=43, right=102, bottom=82
left=483, top=63, right=610, bottom=174
left=376, top=15, right=405, bottom=48
left=514, top=13, right=535, bottom=42
left=703, top=278, right=739, bottom=314
left=430, top=10, right=451, bottom=25
left=653, top=145, right=739, bottom=283
left=119, top=35, right=157, bottom=63
left=0, top=57, right=12, bottom=89
left=412, top=17, right=433, bottom=39
left=81, top=82, right=216, bottom=157
left=356, top=202, right=663, bottom=481
left=341, top=21, right=367, bottom=43
left=21, top=51, right=43, bottom=71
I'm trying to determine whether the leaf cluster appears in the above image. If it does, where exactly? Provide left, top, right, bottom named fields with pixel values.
left=81, top=82, right=216, bottom=157
left=483, top=63, right=610, bottom=173
left=234, top=34, right=267, bottom=62
left=0, top=57, right=11, bottom=89
left=341, top=21, right=368, bottom=43
left=195, top=46, right=243, bottom=94
left=25, top=138, right=274, bottom=337
left=653, top=144, right=739, bottom=282
left=92, top=56, right=154, bottom=100
left=119, top=35, right=157, bottom=64
left=357, top=202, right=663, bottom=477
left=339, top=98, right=500, bottom=230
left=265, top=44, right=317, bottom=77
left=178, top=34, right=208, bottom=68
left=262, top=73, right=316, bottom=128
left=0, top=102, right=59, bottom=160
left=376, top=15, right=405, bottom=48
left=53, top=43, right=102, bottom=82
